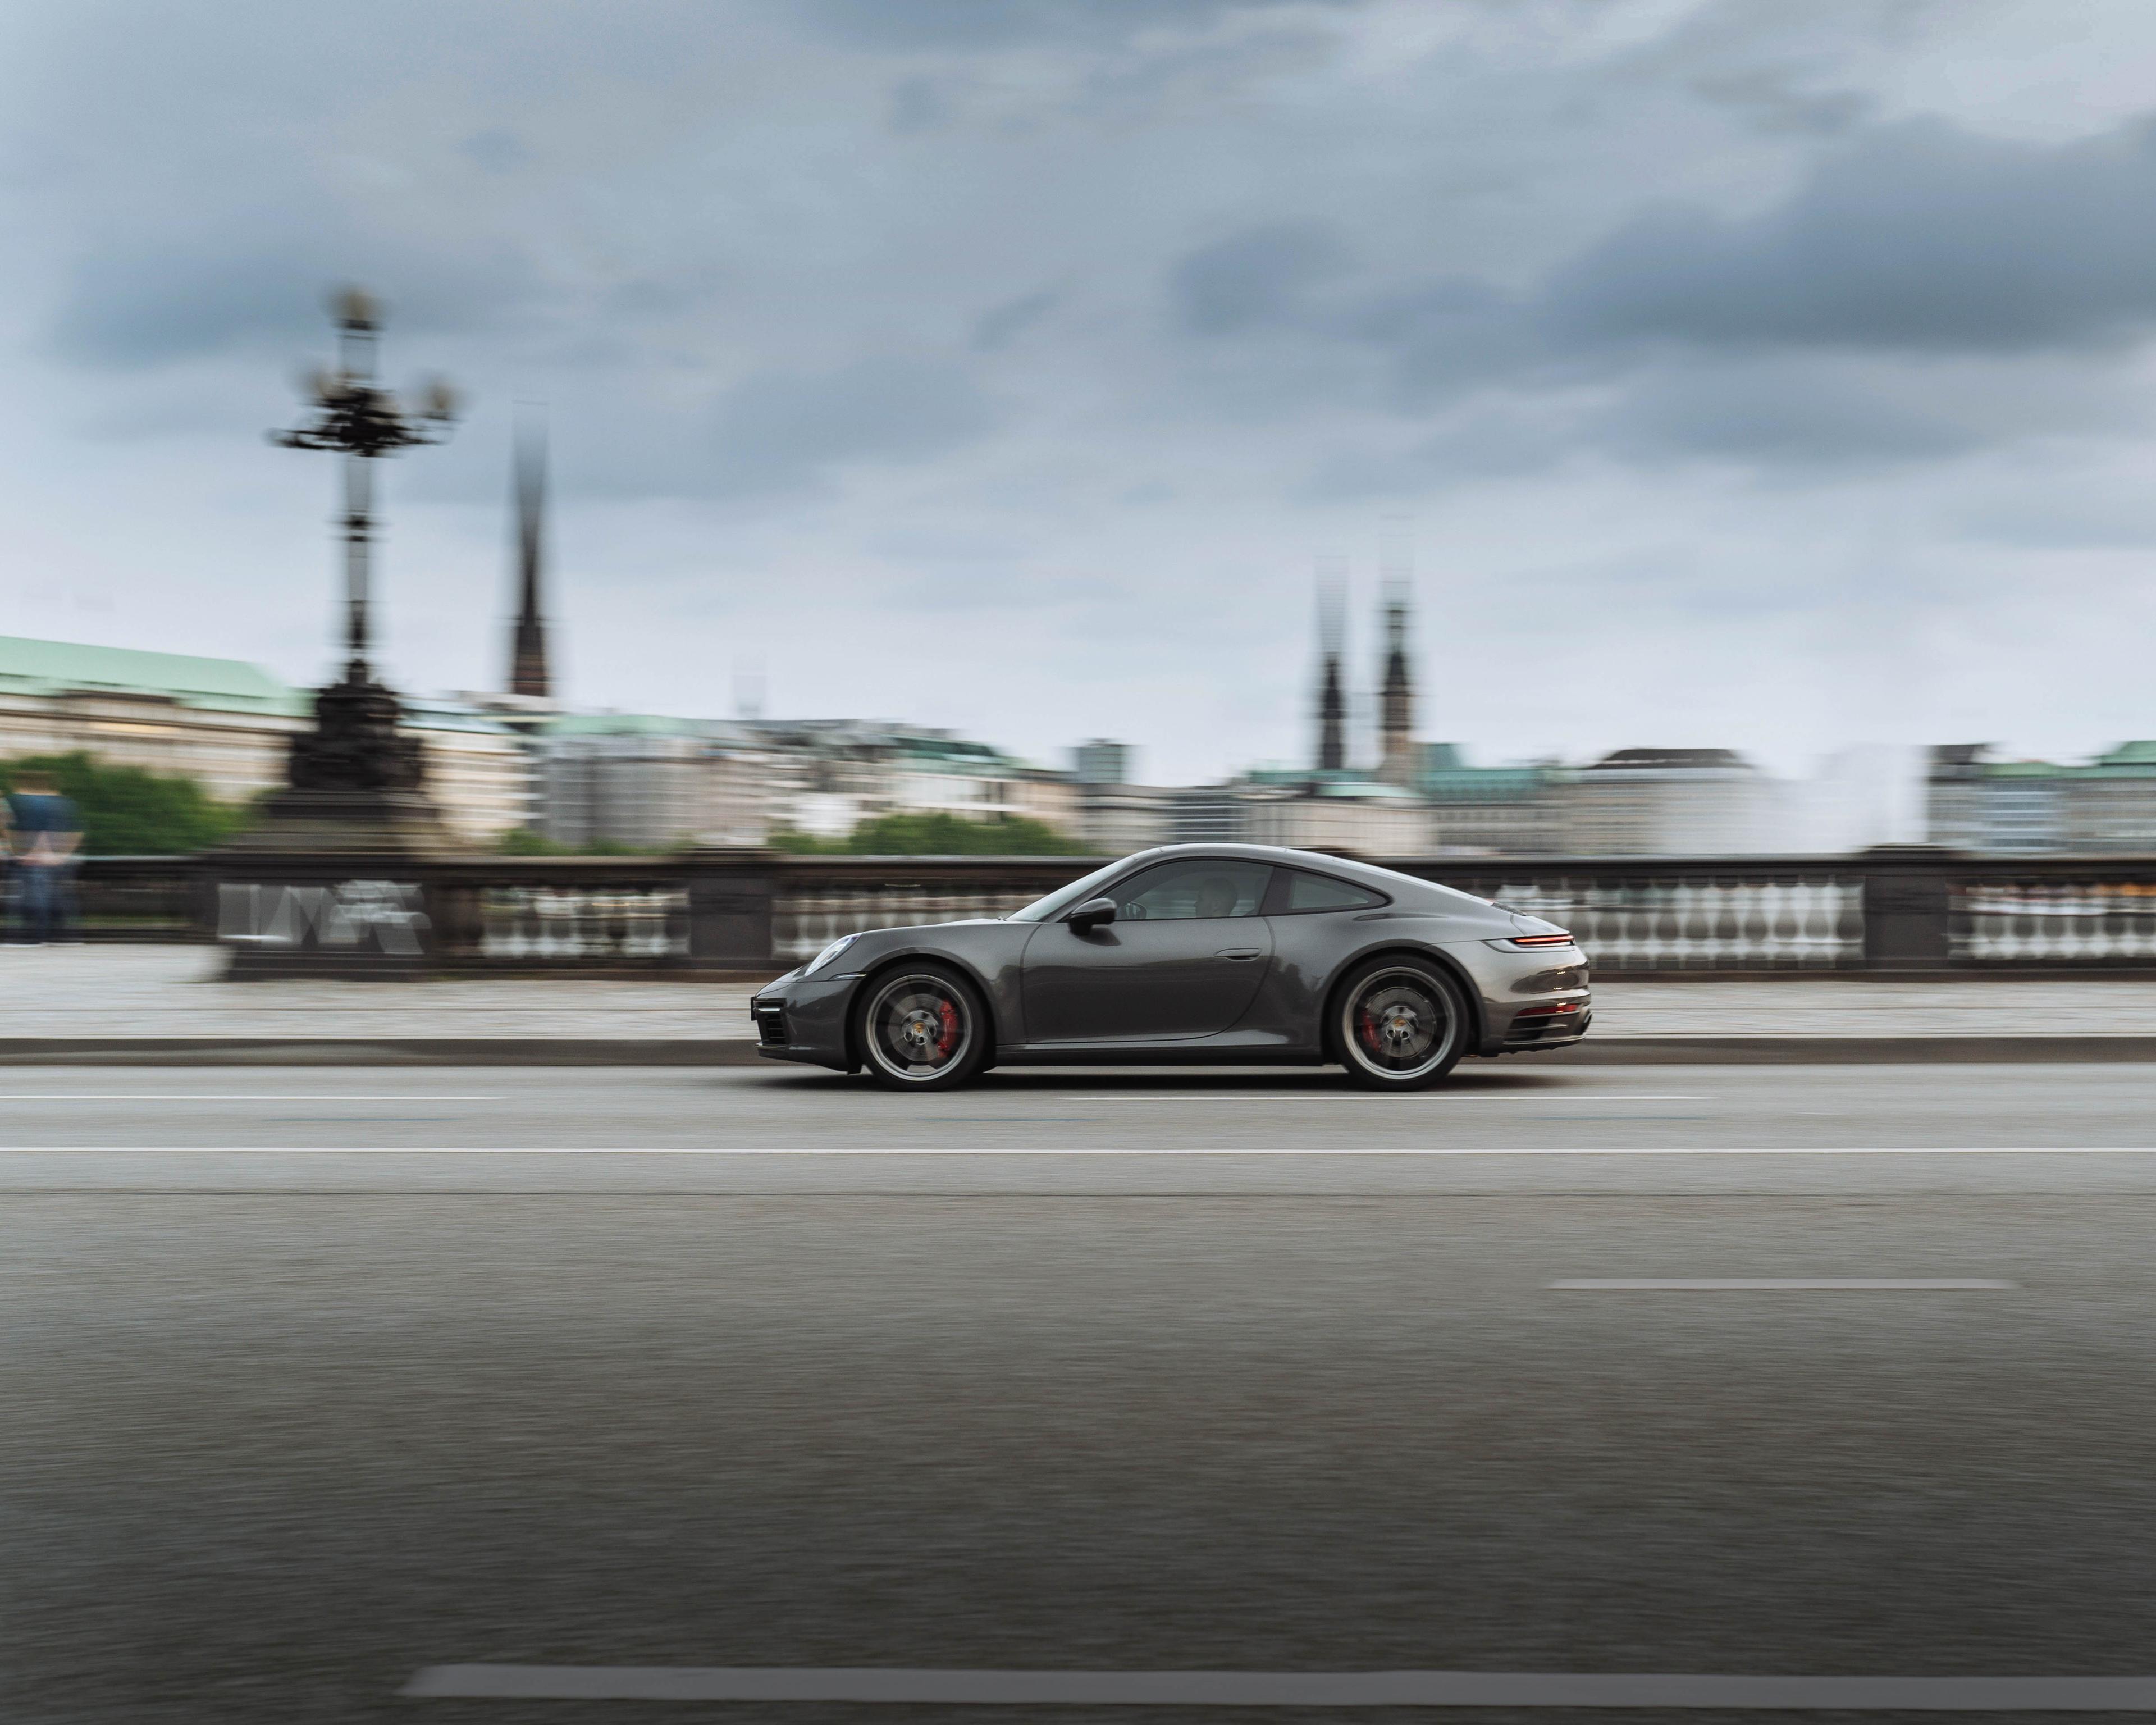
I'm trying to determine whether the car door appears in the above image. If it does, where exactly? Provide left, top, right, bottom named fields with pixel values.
left=1021, top=857, right=1273, bottom=1043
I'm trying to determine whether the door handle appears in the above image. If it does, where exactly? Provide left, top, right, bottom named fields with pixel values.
left=1216, top=948, right=1262, bottom=961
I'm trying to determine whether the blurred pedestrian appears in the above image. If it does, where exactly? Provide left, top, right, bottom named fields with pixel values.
left=9, top=772, right=82, bottom=945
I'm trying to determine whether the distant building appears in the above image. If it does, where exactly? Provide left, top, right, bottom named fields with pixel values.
left=0, top=634, right=526, bottom=843
left=1168, top=784, right=1251, bottom=846
left=1072, top=740, right=1132, bottom=786
left=1927, top=745, right=2064, bottom=854
left=1236, top=768, right=1433, bottom=855
left=1376, top=574, right=1416, bottom=786
left=537, top=717, right=1086, bottom=850
left=750, top=719, right=1080, bottom=841
left=2065, top=742, right=2156, bottom=851
left=1075, top=782, right=1176, bottom=854
left=1415, top=743, right=1569, bottom=855
left=506, top=418, right=554, bottom=702
left=538, top=715, right=781, bottom=850
left=1927, top=742, right=2156, bottom=854
left=1314, top=573, right=1347, bottom=774
left=1562, top=748, right=1789, bottom=856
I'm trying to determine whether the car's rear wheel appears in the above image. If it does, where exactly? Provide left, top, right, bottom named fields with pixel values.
left=1334, top=957, right=1468, bottom=1090
left=856, top=964, right=990, bottom=1092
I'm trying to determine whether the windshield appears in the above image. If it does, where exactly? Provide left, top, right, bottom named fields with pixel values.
left=1007, top=858, right=1133, bottom=923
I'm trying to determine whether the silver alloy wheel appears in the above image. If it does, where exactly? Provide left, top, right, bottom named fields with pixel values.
left=1342, top=967, right=1456, bottom=1081
left=864, top=973, right=974, bottom=1083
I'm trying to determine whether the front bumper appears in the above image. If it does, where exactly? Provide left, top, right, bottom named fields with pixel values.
left=749, top=972, right=860, bottom=1072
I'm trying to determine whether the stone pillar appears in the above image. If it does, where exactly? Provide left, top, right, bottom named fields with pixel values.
left=686, top=852, right=777, bottom=974
left=1860, top=851, right=1956, bottom=969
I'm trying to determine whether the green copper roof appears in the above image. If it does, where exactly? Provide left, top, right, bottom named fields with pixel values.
left=0, top=634, right=304, bottom=717
left=541, top=712, right=723, bottom=738
left=1420, top=765, right=1558, bottom=802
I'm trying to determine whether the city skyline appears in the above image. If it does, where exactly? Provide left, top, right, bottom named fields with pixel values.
left=8, top=3, right=2156, bottom=781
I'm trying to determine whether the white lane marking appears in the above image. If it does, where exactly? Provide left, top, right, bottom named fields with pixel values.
left=1062, top=1094, right=1706, bottom=1103
left=4, top=1144, right=2156, bottom=1157
left=1551, top=1278, right=2017, bottom=1291
left=0, top=1095, right=501, bottom=1102
left=401, top=1664, right=2156, bottom=1709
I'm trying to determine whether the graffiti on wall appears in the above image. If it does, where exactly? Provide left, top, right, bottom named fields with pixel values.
left=217, top=881, right=430, bottom=955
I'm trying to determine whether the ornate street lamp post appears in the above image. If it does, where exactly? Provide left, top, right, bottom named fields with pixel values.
left=269, top=288, right=458, bottom=805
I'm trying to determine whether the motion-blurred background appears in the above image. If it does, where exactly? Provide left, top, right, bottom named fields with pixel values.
left=7, top=2, right=2156, bottom=862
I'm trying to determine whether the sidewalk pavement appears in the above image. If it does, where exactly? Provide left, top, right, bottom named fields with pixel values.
left=0, top=946, right=2152, bottom=1064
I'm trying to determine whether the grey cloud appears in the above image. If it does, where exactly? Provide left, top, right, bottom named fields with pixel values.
left=56, top=245, right=336, bottom=369
left=1167, top=114, right=2156, bottom=481
left=54, top=226, right=549, bottom=369
left=1342, top=276, right=1541, bottom=404
left=886, top=76, right=948, bottom=134
left=1948, top=474, right=2156, bottom=549
left=1586, top=360, right=1987, bottom=469
left=1165, top=226, right=1541, bottom=407
left=1685, top=70, right=1872, bottom=138
left=1543, top=117, right=2156, bottom=353
left=706, top=355, right=994, bottom=496
left=809, top=0, right=1363, bottom=48
left=1171, top=221, right=1347, bottom=335
left=459, top=129, right=531, bottom=173
left=971, top=289, right=1059, bottom=352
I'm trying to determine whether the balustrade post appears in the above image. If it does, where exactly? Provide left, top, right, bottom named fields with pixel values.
left=686, top=850, right=778, bottom=974
left=1860, top=850, right=1955, bottom=970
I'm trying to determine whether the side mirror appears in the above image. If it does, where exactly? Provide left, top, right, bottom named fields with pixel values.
left=1066, top=896, right=1118, bottom=934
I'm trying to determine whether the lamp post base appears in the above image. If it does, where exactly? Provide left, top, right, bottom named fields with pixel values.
left=221, top=787, right=459, bottom=857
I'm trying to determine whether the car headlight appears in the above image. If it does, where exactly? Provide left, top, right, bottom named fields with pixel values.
left=803, top=933, right=860, bottom=977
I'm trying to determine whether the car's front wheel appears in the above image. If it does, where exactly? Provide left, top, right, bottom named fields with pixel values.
left=856, top=964, right=990, bottom=1091
left=1333, top=957, right=1468, bottom=1090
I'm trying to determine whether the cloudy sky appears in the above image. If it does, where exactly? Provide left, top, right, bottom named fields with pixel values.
left=6, top=0, right=2156, bottom=783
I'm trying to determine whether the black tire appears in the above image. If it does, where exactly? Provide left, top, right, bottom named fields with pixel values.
left=855, top=963, right=991, bottom=1092
left=1332, top=956, right=1469, bottom=1090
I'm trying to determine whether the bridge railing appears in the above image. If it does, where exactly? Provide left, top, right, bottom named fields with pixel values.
left=70, top=848, right=2156, bottom=975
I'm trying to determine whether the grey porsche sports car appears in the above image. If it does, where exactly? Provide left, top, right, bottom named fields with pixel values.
left=750, top=843, right=1588, bottom=1091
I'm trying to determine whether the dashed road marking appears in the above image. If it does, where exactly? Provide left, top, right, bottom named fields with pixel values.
left=400, top=1663, right=2156, bottom=1709
left=1062, top=1094, right=1708, bottom=1103
left=1550, top=1277, right=2017, bottom=1291
left=0, top=1094, right=501, bottom=1102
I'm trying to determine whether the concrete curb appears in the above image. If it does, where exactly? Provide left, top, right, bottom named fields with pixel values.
left=1542, top=1037, right=2156, bottom=1064
left=0, top=1035, right=2151, bottom=1065
left=0, top=1039, right=770, bottom=1066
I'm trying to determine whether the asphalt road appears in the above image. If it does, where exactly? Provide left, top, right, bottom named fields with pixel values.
left=10, top=1062, right=2156, bottom=1723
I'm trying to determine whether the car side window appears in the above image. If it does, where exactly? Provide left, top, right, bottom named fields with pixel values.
left=1114, top=859, right=1271, bottom=921
left=1281, top=869, right=1385, bottom=913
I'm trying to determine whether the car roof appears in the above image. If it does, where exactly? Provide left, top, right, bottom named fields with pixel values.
left=1108, top=843, right=1465, bottom=899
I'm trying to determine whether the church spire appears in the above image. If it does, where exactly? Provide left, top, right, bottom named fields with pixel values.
left=508, top=412, right=552, bottom=701
left=1377, top=524, right=1414, bottom=785
left=1314, top=557, right=1346, bottom=773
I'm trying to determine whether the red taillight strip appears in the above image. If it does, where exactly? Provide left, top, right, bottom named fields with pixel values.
left=1509, top=932, right=1574, bottom=947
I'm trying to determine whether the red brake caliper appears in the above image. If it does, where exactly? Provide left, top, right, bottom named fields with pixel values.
left=1357, top=1006, right=1382, bottom=1053
left=934, top=998, right=960, bottom=1058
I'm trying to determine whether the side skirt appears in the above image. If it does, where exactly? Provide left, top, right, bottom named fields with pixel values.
left=994, top=1043, right=1328, bottom=1067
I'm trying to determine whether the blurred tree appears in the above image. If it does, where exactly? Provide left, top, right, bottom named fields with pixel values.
left=496, top=827, right=574, bottom=855
left=0, top=752, right=244, bottom=855
left=769, top=812, right=1088, bottom=855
